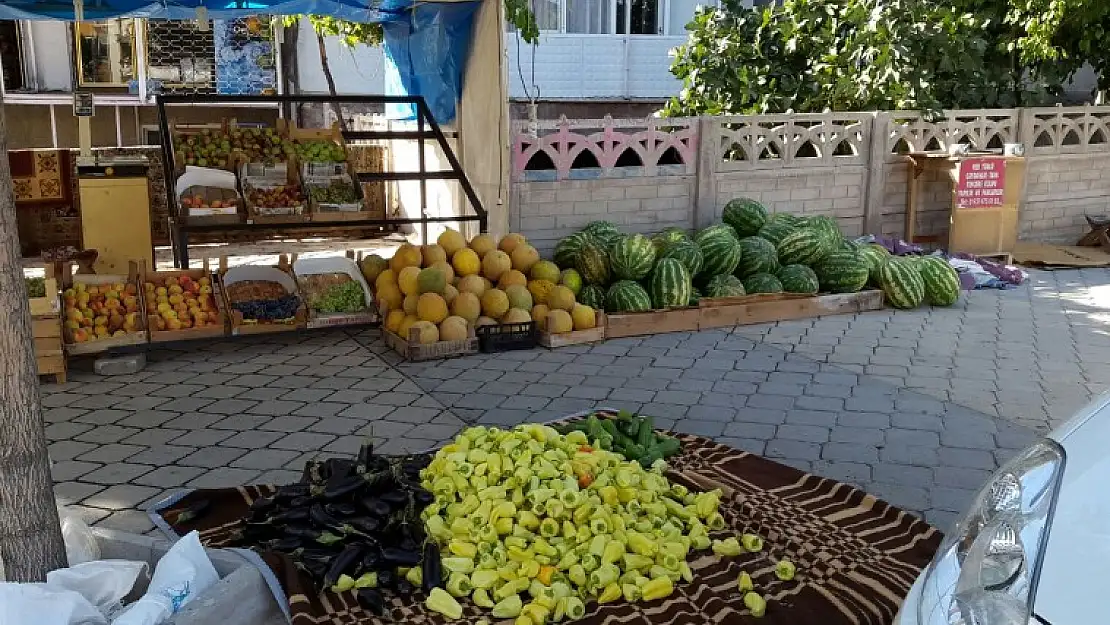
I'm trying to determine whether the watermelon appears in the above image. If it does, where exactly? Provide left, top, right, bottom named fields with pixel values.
left=694, top=223, right=739, bottom=245
left=743, top=273, right=784, bottom=294
left=578, top=284, right=606, bottom=310
left=857, top=244, right=891, bottom=287
left=605, top=280, right=652, bottom=313
left=576, top=240, right=611, bottom=286
left=649, top=258, right=692, bottom=309
left=807, top=216, right=845, bottom=253
left=651, top=227, right=689, bottom=254
left=813, top=249, right=870, bottom=293
left=688, top=287, right=702, bottom=307
left=918, top=256, right=961, bottom=306
left=609, top=234, right=657, bottom=281
left=878, top=258, right=926, bottom=309
left=659, top=240, right=704, bottom=277
left=722, top=198, right=769, bottom=237
left=553, top=232, right=590, bottom=270
left=735, top=236, right=780, bottom=278
left=696, top=233, right=743, bottom=280
left=704, top=274, right=747, bottom=298
left=776, top=228, right=834, bottom=266
left=757, top=217, right=798, bottom=247
left=776, top=264, right=820, bottom=294
left=839, top=238, right=861, bottom=252
left=582, top=221, right=622, bottom=249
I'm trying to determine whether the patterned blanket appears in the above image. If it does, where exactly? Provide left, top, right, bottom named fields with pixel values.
left=156, top=428, right=940, bottom=625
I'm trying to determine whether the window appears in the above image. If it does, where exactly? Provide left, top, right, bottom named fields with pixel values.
left=566, top=0, right=610, bottom=33
left=513, top=0, right=665, bottom=34
left=0, top=21, right=25, bottom=91
left=75, top=19, right=137, bottom=86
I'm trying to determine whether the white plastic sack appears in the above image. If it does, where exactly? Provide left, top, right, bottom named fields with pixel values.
left=0, top=583, right=107, bottom=625
left=111, top=531, right=218, bottom=625
left=58, top=504, right=101, bottom=566
left=48, top=561, right=148, bottom=618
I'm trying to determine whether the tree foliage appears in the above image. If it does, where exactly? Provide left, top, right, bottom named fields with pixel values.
left=663, top=0, right=1098, bottom=116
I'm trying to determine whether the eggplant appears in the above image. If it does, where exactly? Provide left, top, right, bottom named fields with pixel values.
left=316, top=531, right=345, bottom=546
left=296, top=559, right=329, bottom=580
left=359, top=549, right=382, bottom=572
left=358, top=497, right=391, bottom=518
left=376, top=570, right=395, bottom=589
left=382, top=547, right=421, bottom=567
left=324, top=544, right=364, bottom=588
left=325, top=458, right=356, bottom=481
left=325, top=503, right=358, bottom=518
left=269, top=507, right=310, bottom=524
left=356, top=443, right=374, bottom=472
left=266, top=537, right=304, bottom=552
left=289, top=496, right=314, bottom=509
left=346, top=517, right=381, bottom=535
left=283, top=525, right=318, bottom=539
left=275, top=483, right=310, bottom=502
left=324, top=475, right=366, bottom=501
left=399, top=536, right=419, bottom=553
left=249, top=496, right=277, bottom=513
left=356, top=588, right=387, bottom=616
left=310, top=504, right=343, bottom=530
left=412, top=489, right=434, bottom=506
left=422, top=542, right=442, bottom=592
left=394, top=579, right=414, bottom=595
left=379, top=490, right=408, bottom=506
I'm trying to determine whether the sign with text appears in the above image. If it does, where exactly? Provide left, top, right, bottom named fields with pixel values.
left=956, top=158, right=1006, bottom=208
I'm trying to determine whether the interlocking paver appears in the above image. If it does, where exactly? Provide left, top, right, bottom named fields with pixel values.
left=51, top=460, right=101, bottom=481
left=134, top=466, right=208, bottom=488
left=271, top=432, right=337, bottom=451
left=76, top=444, right=144, bottom=463
left=80, top=463, right=154, bottom=485
left=232, top=448, right=302, bottom=470
left=187, top=468, right=262, bottom=489
left=178, top=446, right=249, bottom=468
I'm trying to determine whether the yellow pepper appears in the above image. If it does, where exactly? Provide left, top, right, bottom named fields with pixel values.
left=331, top=574, right=356, bottom=593
left=492, top=593, right=524, bottom=618
left=472, top=588, right=495, bottom=608
left=405, top=566, right=423, bottom=587
left=598, top=583, right=622, bottom=603
left=447, top=573, right=472, bottom=597
left=495, top=518, right=514, bottom=535
left=514, top=616, right=533, bottom=625
left=691, top=535, right=712, bottom=551
left=450, top=541, right=478, bottom=558
left=622, top=553, right=653, bottom=571
left=496, top=578, right=530, bottom=601
left=521, top=560, right=541, bottom=579
left=627, top=531, right=658, bottom=556
left=589, top=563, right=619, bottom=589
left=641, top=576, right=674, bottom=602
left=567, top=564, right=587, bottom=587
left=679, top=562, right=693, bottom=583
left=442, top=557, right=475, bottom=574
left=537, top=565, right=556, bottom=586
left=523, top=602, right=551, bottom=623
left=775, top=559, right=796, bottom=581
left=426, top=587, right=463, bottom=620
left=564, top=597, right=586, bottom=620
left=743, top=592, right=766, bottom=617
left=472, top=569, right=500, bottom=589
left=707, top=512, right=726, bottom=531
left=621, top=583, right=642, bottom=601
left=712, top=537, right=742, bottom=557
left=354, top=572, right=377, bottom=589
left=737, top=571, right=754, bottom=592
left=741, top=534, right=764, bottom=553
left=602, top=539, right=626, bottom=564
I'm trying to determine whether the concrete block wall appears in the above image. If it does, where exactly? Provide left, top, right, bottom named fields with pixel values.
left=714, top=167, right=868, bottom=236
left=1021, top=154, right=1110, bottom=242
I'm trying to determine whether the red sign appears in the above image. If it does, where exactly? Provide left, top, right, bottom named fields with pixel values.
left=956, top=158, right=1006, bottom=208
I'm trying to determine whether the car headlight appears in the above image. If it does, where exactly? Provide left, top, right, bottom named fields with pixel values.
left=917, top=441, right=1065, bottom=625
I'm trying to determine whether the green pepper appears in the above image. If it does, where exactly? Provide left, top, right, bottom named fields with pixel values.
left=492, top=593, right=523, bottom=618
left=775, top=559, right=796, bottom=581
left=743, top=592, right=767, bottom=617
left=636, top=415, right=655, bottom=448
left=425, top=587, right=463, bottom=620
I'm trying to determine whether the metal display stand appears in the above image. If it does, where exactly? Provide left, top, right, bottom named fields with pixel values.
left=156, top=94, right=489, bottom=268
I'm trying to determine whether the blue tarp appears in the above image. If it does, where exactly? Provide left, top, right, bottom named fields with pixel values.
left=0, top=1, right=386, bottom=22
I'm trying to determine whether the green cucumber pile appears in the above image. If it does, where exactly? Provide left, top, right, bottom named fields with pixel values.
left=554, top=411, right=681, bottom=467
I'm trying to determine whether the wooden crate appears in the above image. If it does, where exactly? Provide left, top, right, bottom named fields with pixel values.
left=29, top=277, right=59, bottom=317
left=383, top=325, right=478, bottom=362
left=539, top=311, right=607, bottom=348
left=605, top=307, right=701, bottom=339
left=291, top=253, right=379, bottom=329
left=59, top=263, right=149, bottom=355
left=697, top=289, right=885, bottom=330
left=33, top=314, right=66, bottom=383
left=218, top=256, right=308, bottom=336
left=140, top=260, right=228, bottom=343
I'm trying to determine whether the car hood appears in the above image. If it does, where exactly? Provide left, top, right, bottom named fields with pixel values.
left=1034, top=392, right=1110, bottom=625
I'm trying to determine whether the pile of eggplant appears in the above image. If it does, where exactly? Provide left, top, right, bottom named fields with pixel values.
left=232, top=444, right=440, bottom=615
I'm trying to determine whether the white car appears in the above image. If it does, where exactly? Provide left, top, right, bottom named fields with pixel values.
left=894, top=391, right=1109, bottom=625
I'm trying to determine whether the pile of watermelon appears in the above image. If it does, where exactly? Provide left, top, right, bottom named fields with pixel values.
left=548, top=198, right=962, bottom=313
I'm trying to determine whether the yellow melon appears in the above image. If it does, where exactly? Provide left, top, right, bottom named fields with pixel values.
left=452, top=248, right=481, bottom=277
left=451, top=292, right=481, bottom=324
left=482, top=277, right=494, bottom=291
left=548, top=285, right=576, bottom=311
left=530, top=260, right=561, bottom=283
left=527, top=279, right=556, bottom=305
left=480, top=288, right=510, bottom=319
left=476, top=316, right=498, bottom=328
left=374, top=268, right=397, bottom=292
left=359, top=254, right=388, bottom=284
left=501, top=308, right=532, bottom=324
left=431, top=260, right=455, bottom=284
left=469, top=234, right=496, bottom=258
left=416, top=293, right=449, bottom=324
left=499, top=233, right=527, bottom=254
left=443, top=284, right=459, bottom=305
left=532, top=304, right=551, bottom=331
left=398, top=266, right=422, bottom=296
left=547, top=309, right=573, bottom=333
left=398, top=314, right=420, bottom=339
left=403, top=294, right=419, bottom=315
left=411, top=320, right=439, bottom=345
left=385, top=309, right=406, bottom=334
left=482, top=250, right=512, bottom=282
left=390, top=243, right=422, bottom=273
left=438, top=229, right=467, bottom=258
left=498, top=269, right=528, bottom=289
left=571, top=304, right=596, bottom=330
left=510, top=244, right=540, bottom=273
left=438, top=316, right=469, bottom=341
left=457, top=275, right=487, bottom=297
left=377, top=285, right=402, bottom=315
left=505, top=284, right=534, bottom=311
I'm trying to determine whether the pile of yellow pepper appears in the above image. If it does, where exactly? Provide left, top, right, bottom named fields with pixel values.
left=417, top=423, right=779, bottom=623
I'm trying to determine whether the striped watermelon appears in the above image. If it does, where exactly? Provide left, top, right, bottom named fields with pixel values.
left=694, top=223, right=739, bottom=245
left=722, top=198, right=769, bottom=237
left=553, top=232, right=590, bottom=270
left=649, top=258, right=692, bottom=309
left=704, top=274, right=747, bottom=298
left=609, top=234, right=657, bottom=280
left=757, top=217, right=799, bottom=247
left=696, top=232, right=743, bottom=280
left=813, top=249, right=870, bottom=293
left=776, top=264, right=820, bottom=294
left=776, top=228, right=834, bottom=266
left=742, top=273, right=784, bottom=294
left=918, top=256, right=961, bottom=306
left=735, top=236, right=780, bottom=278
left=805, top=215, right=842, bottom=245
left=688, top=287, right=702, bottom=307
left=605, top=280, right=652, bottom=313
left=878, top=258, right=926, bottom=309
left=578, top=284, right=606, bottom=310
left=857, top=244, right=891, bottom=287
left=576, top=240, right=611, bottom=286
left=651, top=228, right=689, bottom=254
left=659, top=240, right=704, bottom=277
left=582, top=221, right=622, bottom=249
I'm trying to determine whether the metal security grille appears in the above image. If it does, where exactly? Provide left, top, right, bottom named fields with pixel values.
left=144, top=18, right=277, bottom=95
left=145, top=20, right=215, bottom=92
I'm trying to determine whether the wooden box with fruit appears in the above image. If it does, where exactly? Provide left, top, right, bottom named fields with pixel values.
left=218, top=257, right=308, bottom=335
left=60, top=263, right=149, bottom=355
left=171, top=122, right=295, bottom=175
left=291, top=255, right=376, bottom=329
left=242, top=164, right=308, bottom=223
left=140, top=261, right=227, bottom=342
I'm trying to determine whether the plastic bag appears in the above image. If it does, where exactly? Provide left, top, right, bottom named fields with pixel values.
left=111, top=531, right=218, bottom=625
left=0, top=583, right=108, bottom=625
left=58, top=504, right=101, bottom=566
left=47, top=561, right=148, bottom=618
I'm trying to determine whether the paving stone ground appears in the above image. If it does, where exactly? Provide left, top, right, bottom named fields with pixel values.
left=43, top=267, right=1107, bottom=535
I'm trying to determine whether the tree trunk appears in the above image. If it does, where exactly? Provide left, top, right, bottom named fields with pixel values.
left=316, top=31, right=350, bottom=134
left=0, top=104, right=67, bottom=581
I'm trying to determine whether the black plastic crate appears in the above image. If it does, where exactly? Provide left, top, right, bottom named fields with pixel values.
left=476, top=321, right=537, bottom=353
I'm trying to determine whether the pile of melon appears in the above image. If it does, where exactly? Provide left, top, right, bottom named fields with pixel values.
left=360, top=230, right=599, bottom=345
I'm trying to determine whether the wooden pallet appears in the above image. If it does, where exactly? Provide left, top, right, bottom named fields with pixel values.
left=698, top=290, right=885, bottom=330
left=33, top=314, right=66, bottom=384
left=382, top=326, right=478, bottom=362
left=538, top=311, right=607, bottom=348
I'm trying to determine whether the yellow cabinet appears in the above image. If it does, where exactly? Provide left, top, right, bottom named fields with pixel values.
left=79, top=174, right=154, bottom=274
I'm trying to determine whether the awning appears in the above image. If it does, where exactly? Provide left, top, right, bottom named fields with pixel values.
left=0, top=0, right=388, bottom=22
